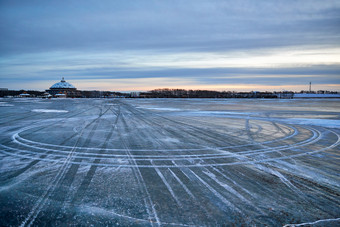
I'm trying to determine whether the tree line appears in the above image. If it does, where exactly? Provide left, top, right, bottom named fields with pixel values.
left=139, top=88, right=278, bottom=98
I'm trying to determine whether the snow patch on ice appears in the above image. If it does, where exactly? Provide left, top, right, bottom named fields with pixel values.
left=160, top=137, right=180, bottom=143
left=0, top=102, right=14, bottom=107
left=280, top=118, right=340, bottom=128
left=202, top=111, right=254, bottom=115
left=174, top=110, right=340, bottom=128
left=140, top=107, right=181, bottom=111
left=177, top=110, right=255, bottom=116
left=32, top=109, right=68, bottom=113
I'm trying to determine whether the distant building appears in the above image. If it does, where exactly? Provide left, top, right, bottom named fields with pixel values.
left=42, top=92, right=52, bottom=98
left=46, top=77, right=81, bottom=98
left=19, top=92, right=31, bottom=98
left=275, top=92, right=294, bottom=99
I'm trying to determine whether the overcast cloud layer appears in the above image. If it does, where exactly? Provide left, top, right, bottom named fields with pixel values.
left=0, top=0, right=339, bottom=91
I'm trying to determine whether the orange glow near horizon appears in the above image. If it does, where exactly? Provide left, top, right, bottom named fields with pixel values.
left=71, top=79, right=340, bottom=92
left=11, top=78, right=340, bottom=93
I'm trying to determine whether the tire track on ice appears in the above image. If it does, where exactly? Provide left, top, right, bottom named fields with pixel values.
left=18, top=106, right=111, bottom=227
left=283, top=217, right=340, bottom=226
left=122, top=103, right=254, bottom=222
left=244, top=120, right=325, bottom=204
left=163, top=120, right=329, bottom=218
left=5, top=115, right=299, bottom=156
left=119, top=103, right=218, bottom=225
left=2, top=125, right=335, bottom=168
left=0, top=104, right=100, bottom=182
left=152, top=163, right=181, bottom=206
left=118, top=112, right=160, bottom=227
left=70, top=103, right=121, bottom=205
left=124, top=104, right=301, bottom=157
left=50, top=116, right=102, bottom=204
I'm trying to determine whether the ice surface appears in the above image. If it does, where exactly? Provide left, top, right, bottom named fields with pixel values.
left=0, top=98, right=339, bottom=226
left=32, top=109, right=69, bottom=113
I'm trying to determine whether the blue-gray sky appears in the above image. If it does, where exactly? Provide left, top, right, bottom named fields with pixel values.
left=1, top=0, right=339, bottom=91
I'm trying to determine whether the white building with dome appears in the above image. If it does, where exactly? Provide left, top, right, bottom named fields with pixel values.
left=46, top=77, right=81, bottom=98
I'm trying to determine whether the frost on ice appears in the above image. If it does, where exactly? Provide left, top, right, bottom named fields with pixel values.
left=0, top=98, right=339, bottom=226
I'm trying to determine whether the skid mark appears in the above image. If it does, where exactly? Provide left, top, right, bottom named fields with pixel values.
left=1, top=106, right=104, bottom=181
left=243, top=120, right=310, bottom=200
left=283, top=217, right=340, bottom=226
left=18, top=106, right=111, bottom=227
left=153, top=165, right=181, bottom=206
left=255, top=165, right=310, bottom=202
left=2, top=126, right=338, bottom=168
left=187, top=168, right=241, bottom=213
left=5, top=124, right=323, bottom=161
left=19, top=124, right=88, bottom=227
left=52, top=119, right=101, bottom=203
left=72, top=105, right=121, bottom=205
left=170, top=163, right=227, bottom=224
left=8, top=120, right=299, bottom=153
left=202, top=169, right=260, bottom=211
left=209, top=166, right=253, bottom=197
left=168, top=168, right=195, bottom=199
left=118, top=114, right=160, bottom=226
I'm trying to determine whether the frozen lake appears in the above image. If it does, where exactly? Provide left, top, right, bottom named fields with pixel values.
left=0, top=98, right=339, bottom=226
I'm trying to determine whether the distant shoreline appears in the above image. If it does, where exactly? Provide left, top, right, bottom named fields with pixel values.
left=1, top=88, right=339, bottom=99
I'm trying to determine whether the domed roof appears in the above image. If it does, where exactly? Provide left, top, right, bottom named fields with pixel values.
left=50, top=77, right=76, bottom=89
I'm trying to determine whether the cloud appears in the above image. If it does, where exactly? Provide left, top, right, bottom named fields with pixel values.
left=0, top=0, right=339, bottom=91
left=1, top=0, right=339, bottom=55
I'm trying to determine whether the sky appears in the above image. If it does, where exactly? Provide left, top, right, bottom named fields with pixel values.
left=0, top=0, right=340, bottom=92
